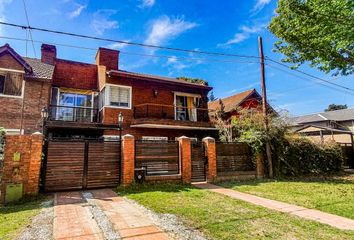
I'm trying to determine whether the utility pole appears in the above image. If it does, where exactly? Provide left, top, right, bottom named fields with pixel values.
left=258, top=36, right=273, bottom=178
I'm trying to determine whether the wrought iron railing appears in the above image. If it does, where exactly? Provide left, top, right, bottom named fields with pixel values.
left=133, top=103, right=211, bottom=122
left=48, top=105, right=99, bottom=123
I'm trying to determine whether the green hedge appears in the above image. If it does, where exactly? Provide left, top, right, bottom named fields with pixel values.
left=274, top=137, right=343, bottom=176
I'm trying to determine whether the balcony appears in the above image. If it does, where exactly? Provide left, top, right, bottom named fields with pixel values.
left=132, top=103, right=216, bottom=130
left=48, top=105, right=99, bottom=123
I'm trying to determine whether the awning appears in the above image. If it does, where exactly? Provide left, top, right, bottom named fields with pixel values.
left=130, top=124, right=217, bottom=130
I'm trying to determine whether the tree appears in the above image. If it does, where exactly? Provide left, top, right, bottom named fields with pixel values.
left=176, top=77, right=208, bottom=86
left=324, top=104, right=348, bottom=112
left=208, top=91, right=217, bottom=102
left=269, top=0, right=354, bottom=76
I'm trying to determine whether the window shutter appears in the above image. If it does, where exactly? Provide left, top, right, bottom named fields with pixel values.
left=109, top=86, right=119, bottom=105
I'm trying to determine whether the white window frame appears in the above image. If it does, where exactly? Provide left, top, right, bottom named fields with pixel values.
left=101, top=83, right=132, bottom=110
left=0, top=69, right=25, bottom=99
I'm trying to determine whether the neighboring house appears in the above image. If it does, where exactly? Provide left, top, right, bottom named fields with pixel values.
left=0, top=44, right=54, bottom=135
left=0, top=43, right=216, bottom=140
left=208, top=89, right=265, bottom=119
left=289, top=108, right=354, bottom=144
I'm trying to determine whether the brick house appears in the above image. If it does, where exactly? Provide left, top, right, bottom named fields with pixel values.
left=208, top=89, right=264, bottom=120
left=0, top=43, right=216, bottom=140
left=0, top=44, right=54, bottom=135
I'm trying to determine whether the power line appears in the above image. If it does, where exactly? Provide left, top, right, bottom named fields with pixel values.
left=0, top=21, right=261, bottom=59
left=21, top=0, right=36, bottom=57
left=1, top=20, right=352, bottom=92
left=0, top=35, right=259, bottom=64
left=265, top=63, right=354, bottom=96
left=265, top=58, right=354, bottom=92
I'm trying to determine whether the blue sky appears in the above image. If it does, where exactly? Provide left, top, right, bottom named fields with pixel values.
left=0, top=0, right=353, bottom=116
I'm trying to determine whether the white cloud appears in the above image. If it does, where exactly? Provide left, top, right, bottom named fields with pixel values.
left=218, top=23, right=266, bottom=46
left=91, top=9, right=119, bottom=35
left=252, top=0, right=271, bottom=13
left=68, top=4, right=86, bottom=19
left=144, top=15, right=198, bottom=47
left=107, top=41, right=130, bottom=50
left=139, top=0, right=155, bottom=8
left=0, top=0, right=12, bottom=35
left=165, top=56, right=188, bottom=70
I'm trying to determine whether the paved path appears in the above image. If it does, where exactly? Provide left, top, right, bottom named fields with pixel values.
left=54, top=189, right=170, bottom=240
left=193, top=183, right=354, bottom=231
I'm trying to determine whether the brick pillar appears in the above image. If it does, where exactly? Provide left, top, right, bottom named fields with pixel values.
left=25, top=133, right=44, bottom=195
left=178, top=136, right=191, bottom=184
left=203, top=137, right=217, bottom=182
left=121, top=134, right=135, bottom=186
left=256, top=153, right=265, bottom=179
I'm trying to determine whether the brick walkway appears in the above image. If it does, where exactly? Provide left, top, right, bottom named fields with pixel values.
left=54, top=189, right=170, bottom=240
left=193, top=183, right=354, bottom=231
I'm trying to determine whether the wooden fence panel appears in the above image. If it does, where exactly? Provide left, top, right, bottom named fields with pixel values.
left=216, top=142, right=254, bottom=175
left=45, top=141, right=85, bottom=191
left=87, top=141, right=121, bottom=188
left=135, top=140, right=179, bottom=176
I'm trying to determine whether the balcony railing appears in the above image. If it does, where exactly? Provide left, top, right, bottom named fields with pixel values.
left=49, top=105, right=99, bottom=123
left=134, top=103, right=212, bottom=122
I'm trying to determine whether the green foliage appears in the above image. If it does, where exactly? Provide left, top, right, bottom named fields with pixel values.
left=176, top=76, right=208, bottom=86
left=0, top=127, right=5, bottom=164
left=214, top=108, right=343, bottom=176
left=269, top=0, right=354, bottom=75
left=274, top=137, right=343, bottom=176
left=208, top=91, right=217, bottom=102
left=325, top=104, right=348, bottom=112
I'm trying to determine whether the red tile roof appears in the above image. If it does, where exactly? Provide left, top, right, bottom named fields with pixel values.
left=208, top=89, right=260, bottom=112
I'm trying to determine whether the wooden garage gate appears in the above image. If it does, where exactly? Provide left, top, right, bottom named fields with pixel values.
left=43, top=139, right=121, bottom=192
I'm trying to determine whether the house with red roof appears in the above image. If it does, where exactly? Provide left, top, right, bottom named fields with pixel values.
left=0, top=43, right=216, bottom=140
left=208, top=89, right=264, bottom=120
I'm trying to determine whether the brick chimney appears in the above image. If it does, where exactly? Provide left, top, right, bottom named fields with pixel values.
left=95, top=47, right=119, bottom=70
left=41, top=44, right=56, bottom=65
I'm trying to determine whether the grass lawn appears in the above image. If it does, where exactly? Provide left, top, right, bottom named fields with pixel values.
left=219, top=174, right=354, bottom=220
left=0, top=196, right=46, bottom=240
left=117, top=183, right=354, bottom=240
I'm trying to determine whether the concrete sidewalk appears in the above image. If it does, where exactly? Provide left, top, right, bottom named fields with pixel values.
left=193, top=183, right=354, bottom=231
left=54, top=189, right=170, bottom=240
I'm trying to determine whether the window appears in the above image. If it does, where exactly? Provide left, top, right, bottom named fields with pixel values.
left=101, top=85, right=131, bottom=109
left=0, top=71, right=23, bottom=97
left=175, top=94, right=200, bottom=121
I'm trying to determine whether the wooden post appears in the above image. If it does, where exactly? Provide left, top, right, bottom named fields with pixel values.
left=258, top=36, right=273, bottom=178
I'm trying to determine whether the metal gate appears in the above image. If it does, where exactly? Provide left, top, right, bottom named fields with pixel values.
left=191, top=141, right=206, bottom=182
left=43, top=138, right=121, bottom=192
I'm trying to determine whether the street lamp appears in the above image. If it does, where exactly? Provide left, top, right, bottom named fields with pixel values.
left=118, top=112, right=124, bottom=141
left=41, top=107, right=48, bottom=135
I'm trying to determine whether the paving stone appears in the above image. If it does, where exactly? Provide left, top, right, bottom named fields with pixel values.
left=194, top=183, right=354, bottom=231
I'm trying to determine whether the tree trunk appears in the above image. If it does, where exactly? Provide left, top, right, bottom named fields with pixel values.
left=266, top=141, right=273, bottom=178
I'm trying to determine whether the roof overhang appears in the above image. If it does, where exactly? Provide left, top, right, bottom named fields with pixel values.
left=107, top=70, right=212, bottom=91
left=130, top=123, right=217, bottom=130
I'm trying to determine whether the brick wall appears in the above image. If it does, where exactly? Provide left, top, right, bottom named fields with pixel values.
left=0, top=133, right=43, bottom=203
left=0, top=52, right=51, bottom=134
left=53, top=59, right=98, bottom=90
left=101, top=75, right=213, bottom=140
left=121, top=134, right=135, bottom=186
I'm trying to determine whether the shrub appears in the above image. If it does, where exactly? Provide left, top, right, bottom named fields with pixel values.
left=213, top=108, right=343, bottom=177
left=274, top=136, right=343, bottom=176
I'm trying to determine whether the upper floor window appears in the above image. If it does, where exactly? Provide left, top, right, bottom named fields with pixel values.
left=100, top=84, right=131, bottom=109
left=0, top=71, right=23, bottom=97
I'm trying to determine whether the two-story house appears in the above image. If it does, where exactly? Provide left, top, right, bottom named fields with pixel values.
left=0, top=43, right=216, bottom=140
left=0, top=44, right=54, bottom=135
